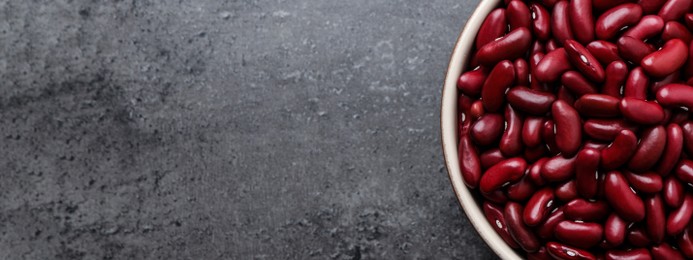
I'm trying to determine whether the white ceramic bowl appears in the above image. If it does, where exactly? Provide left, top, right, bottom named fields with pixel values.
left=441, top=0, right=524, bottom=259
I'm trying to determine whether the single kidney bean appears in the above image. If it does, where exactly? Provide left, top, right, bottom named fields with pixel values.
left=524, top=187, right=556, bottom=226
left=505, top=202, right=541, bottom=252
left=535, top=48, right=573, bottom=83
left=624, top=67, right=649, bottom=99
left=554, top=180, right=579, bottom=202
left=481, top=60, right=515, bottom=112
left=678, top=226, right=693, bottom=258
left=480, top=148, right=506, bottom=169
left=507, top=1, right=531, bottom=31
left=537, top=207, right=565, bottom=239
left=564, top=199, right=610, bottom=221
left=542, top=120, right=559, bottom=155
left=470, top=114, right=504, bottom=146
left=663, top=21, right=693, bottom=44
left=656, top=124, right=683, bottom=176
left=476, top=27, right=532, bottom=66
left=605, top=171, right=645, bottom=222
left=641, top=39, right=689, bottom=78
left=541, top=155, right=577, bottom=182
left=507, top=86, right=556, bottom=115
left=667, top=194, right=693, bottom=236
left=584, top=119, right=635, bottom=141
left=569, top=0, right=594, bottom=44
left=480, top=157, right=527, bottom=193
left=514, top=59, right=530, bottom=86
left=605, top=248, right=651, bottom=260
left=483, top=202, right=521, bottom=249
left=575, top=148, right=600, bottom=199
left=564, top=40, right=606, bottom=82
left=469, top=101, right=485, bottom=120
left=507, top=175, right=537, bottom=202
left=656, top=84, right=693, bottom=110
left=664, top=176, right=685, bottom=208
left=638, top=0, right=668, bottom=14
left=523, top=117, right=544, bottom=147
left=551, top=1, right=573, bottom=43
left=623, top=15, right=665, bottom=40
left=617, top=36, right=656, bottom=64
left=627, top=126, right=666, bottom=172
left=601, top=130, right=638, bottom=170
left=605, top=213, right=627, bottom=246
left=476, top=8, right=507, bottom=49
left=530, top=4, right=551, bottom=41
left=602, top=61, right=628, bottom=97
left=619, top=98, right=665, bottom=125
left=574, top=94, right=620, bottom=118
left=500, top=105, right=524, bottom=156
left=459, top=121, right=481, bottom=188
left=562, top=71, right=599, bottom=97
left=676, top=159, right=693, bottom=184
left=555, top=221, right=604, bottom=249
left=586, top=41, right=622, bottom=65
left=625, top=171, right=663, bottom=194
left=682, top=122, right=693, bottom=155
left=553, top=100, right=582, bottom=157
left=645, top=194, right=666, bottom=243
left=651, top=243, right=686, bottom=260
left=529, top=158, right=548, bottom=186
left=595, top=4, right=643, bottom=40
left=658, top=0, right=692, bottom=22
left=546, top=242, right=596, bottom=260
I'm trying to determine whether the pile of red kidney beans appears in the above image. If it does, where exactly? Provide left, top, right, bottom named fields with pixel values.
left=456, top=0, right=693, bottom=259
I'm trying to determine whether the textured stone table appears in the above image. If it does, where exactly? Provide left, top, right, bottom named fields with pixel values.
left=0, top=0, right=496, bottom=259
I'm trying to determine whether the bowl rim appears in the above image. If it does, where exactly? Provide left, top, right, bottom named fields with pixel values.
left=440, top=0, right=523, bottom=259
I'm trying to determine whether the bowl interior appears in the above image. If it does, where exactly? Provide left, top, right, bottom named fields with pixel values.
left=441, top=0, right=523, bottom=259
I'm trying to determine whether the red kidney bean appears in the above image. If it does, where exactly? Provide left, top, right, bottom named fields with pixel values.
left=601, top=130, right=638, bottom=170
left=537, top=207, right=566, bottom=239
left=665, top=176, right=685, bottom=208
left=481, top=60, right=515, bottom=112
left=617, top=36, right=656, bottom=64
left=667, top=194, right=693, bottom=236
left=638, top=0, right=668, bottom=14
left=678, top=226, right=693, bottom=258
left=507, top=175, right=537, bottom=202
left=546, top=242, right=596, bottom=260
left=524, top=187, right=555, bottom=226
left=605, top=171, right=645, bottom=222
left=663, top=21, right=693, bottom=44
left=500, top=105, right=524, bottom=156
left=624, top=67, right=649, bottom=99
left=574, top=94, right=621, bottom=118
left=523, top=117, right=544, bottom=147
left=676, top=159, right=693, bottom=184
left=645, top=194, right=666, bottom=243
left=587, top=41, right=622, bottom=65
left=642, top=39, right=689, bottom=78
left=627, top=126, right=666, bottom=172
left=569, top=0, right=594, bottom=44
left=459, top=121, right=481, bottom=188
left=535, top=48, right=573, bottom=83
left=529, top=158, right=548, bottom=186
left=584, top=119, right=636, bottom=141
left=505, top=202, right=541, bottom=252
left=602, top=61, right=628, bottom=97
left=625, top=171, right=663, bottom=193
left=530, top=4, right=551, bottom=41
left=507, top=1, right=531, bottom=31
left=659, top=0, right=692, bottom=22
left=561, top=72, right=598, bottom=98
left=656, top=124, right=683, bottom=176
left=480, top=157, right=527, bottom=193
left=623, top=15, right=665, bottom=40
left=458, top=68, right=488, bottom=97
left=682, top=122, right=693, bottom=155
left=605, top=213, right=628, bottom=246
left=476, top=27, right=532, bottom=66
left=575, top=148, right=600, bottom=199
left=543, top=120, right=559, bottom=155
left=507, top=86, right=556, bottom=115
left=470, top=114, right=504, bottom=146
left=555, top=180, right=579, bottom=202
left=480, top=149, right=506, bottom=170
left=651, top=243, right=686, bottom=260
left=469, top=101, right=485, bottom=120
left=564, top=199, right=610, bottom=221
left=551, top=1, right=573, bottom=43
left=514, top=59, right=530, bottom=86
left=564, top=40, right=606, bottom=82
left=605, top=248, right=651, bottom=260
left=483, top=202, right=521, bottom=249
left=476, top=8, right=507, bottom=49
left=556, top=221, right=604, bottom=249
left=483, top=189, right=510, bottom=204
left=595, top=4, right=643, bottom=40
left=657, top=84, right=693, bottom=110
left=553, top=101, right=582, bottom=157
left=541, top=155, right=577, bottom=183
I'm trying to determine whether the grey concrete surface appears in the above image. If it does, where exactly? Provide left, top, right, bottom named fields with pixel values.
left=0, top=0, right=496, bottom=259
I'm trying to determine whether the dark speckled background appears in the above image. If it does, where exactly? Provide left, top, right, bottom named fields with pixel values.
left=0, top=0, right=497, bottom=259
